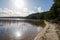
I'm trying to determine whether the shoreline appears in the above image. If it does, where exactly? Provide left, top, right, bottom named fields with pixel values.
left=34, top=21, right=60, bottom=40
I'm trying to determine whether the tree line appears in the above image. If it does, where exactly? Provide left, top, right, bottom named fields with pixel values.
left=26, top=0, right=60, bottom=24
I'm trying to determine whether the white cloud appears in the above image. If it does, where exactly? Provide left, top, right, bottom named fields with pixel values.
left=0, top=8, right=3, bottom=12
left=0, top=8, right=2, bottom=10
left=0, top=8, right=33, bottom=17
left=0, top=7, right=44, bottom=17
left=23, top=8, right=29, bottom=12
left=37, top=7, right=43, bottom=13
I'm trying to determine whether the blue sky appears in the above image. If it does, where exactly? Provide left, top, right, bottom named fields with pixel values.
left=0, top=0, right=53, bottom=17
left=27, top=0, right=53, bottom=11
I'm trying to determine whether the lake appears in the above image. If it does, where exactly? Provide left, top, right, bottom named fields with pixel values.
left=0, top=18, right=44, bottom=40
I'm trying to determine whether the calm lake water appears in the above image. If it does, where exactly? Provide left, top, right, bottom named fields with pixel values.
left=0, top=18, right=43, bottom=40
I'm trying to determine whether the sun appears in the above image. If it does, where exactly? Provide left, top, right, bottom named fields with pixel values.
left=14, top=0, right=25, bottom=9
left=15, top=31, right=22, bottom=37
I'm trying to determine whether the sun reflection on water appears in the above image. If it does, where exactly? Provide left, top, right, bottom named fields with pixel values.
left=14, top=31, right=22, bottom=38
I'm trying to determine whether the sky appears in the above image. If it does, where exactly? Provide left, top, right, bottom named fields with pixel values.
left=0, top=0, right=53, bottom=17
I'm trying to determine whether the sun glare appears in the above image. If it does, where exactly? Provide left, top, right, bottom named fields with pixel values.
left=14, top=0, right=25, bottom=9
left=10, top=0, right=30, bottom=17
left=15, top=31, right=22, bottom=37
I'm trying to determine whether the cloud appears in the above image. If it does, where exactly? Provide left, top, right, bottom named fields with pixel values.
left=0, top=8, right=2, bottom=10
left=23, top=8, right=29, bottom=12
left=0, top=8, right=3, bottom=12
left=0, top=8, right=33, bottom=17
left=37, top=7, right=43, bottom=13
left=0, top=7, right=44, bottom=17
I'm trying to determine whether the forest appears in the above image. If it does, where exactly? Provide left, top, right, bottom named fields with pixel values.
left=27, top=0, right=60, bottom=24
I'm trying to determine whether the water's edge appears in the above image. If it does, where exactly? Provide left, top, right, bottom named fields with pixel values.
left=34, top=21, right=60, bottom=40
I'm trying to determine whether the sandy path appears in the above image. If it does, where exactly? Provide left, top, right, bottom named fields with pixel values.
left=34, top=21, right=60, bottom=40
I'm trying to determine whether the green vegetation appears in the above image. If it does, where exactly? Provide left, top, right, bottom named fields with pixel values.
left=27, top=0, right=60, bottom=24
left=25, top=20, right=46, bottom=27
left=27, top=11, right=49, bottom=20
